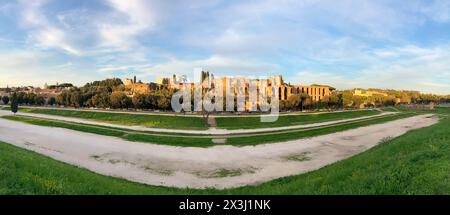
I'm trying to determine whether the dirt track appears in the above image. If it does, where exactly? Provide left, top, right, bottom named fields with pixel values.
left=0, top=109, right=395, bottom=135
left=0, top=113, right=437, bottom=189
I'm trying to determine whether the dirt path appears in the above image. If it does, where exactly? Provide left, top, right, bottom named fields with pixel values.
left=6, top=105, right=365, bottom=118
left=0, top=110, right=396, bottom=135
left=0, top=114, right=437, bottom=189
left=207, top=116, right=217, bottom=127
left=1, top=111, right=403, bottom=140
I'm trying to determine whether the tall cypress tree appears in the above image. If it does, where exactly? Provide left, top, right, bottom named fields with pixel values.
left=11, top=92, right=18, bottom=115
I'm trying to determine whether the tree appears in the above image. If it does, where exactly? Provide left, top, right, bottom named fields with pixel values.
left=341, top=91, right=354, bottom=107
left=303, top=97, right=313, bottom=110
left=322, top=94, right=339, bottom=110
left=56, top=91, right=69, bottom=106
left=155, top=89, right=172, bottom=110
left=69, top=91, right=83, bottom=108
left=352, top=96, right=365, bottom=108
left=35, top=95, right=45, bottom=106
left=400, top=94, right=411, bottom=104
left=92, top=93, right=111, bottom=108
left=57, top=83, right=74, bottom=88
left=285, top=93, right=309, bottom=111
left=2, top=96, right=9, bottom=105
left=144, top=93, right=157, bottom=109
left=286, top=94, right=302, bottom=111
left=10, top=92, right=18, bottom=115
left=369, top=94, right=382, bottom=107
left=201, top=71, right=209, bottom=82
left=16, top=92, right=26, bottom=104
left=48, top=97, right=56, bottom=106
left=88, top=79, right=120, bottom=87
left=26, top=93, right=36, bottom=105
left=298, top=93, right=309, bottom=111
left=383, top=96, right=396, bottom=106
left=161, top=78, right=170, bottom=86
left=337, top=93, right=344, bottom=109
left=110, top=92, right=131, bottom=109
left=132, top=93, right=146, bottom=109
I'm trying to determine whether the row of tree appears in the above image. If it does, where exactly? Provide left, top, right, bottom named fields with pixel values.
left=340, top=90, right=450, bottom=108
left=1, top=92, right=48, bottom=106
left=283, top=93, right=344, bottom=111
left=282, top=89, right=450, bottom=111
left=54, top=90, right=174, bottom=110
left=3, top=78, right=449, bottom=112
left=52, top=78, right=175, bottom=110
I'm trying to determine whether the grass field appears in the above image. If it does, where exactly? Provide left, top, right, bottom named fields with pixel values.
left=215, top=110, right=379, bottom=129
left=2, top=112, right=412, bottom=147
left=1, top=107, right=449, bottom=194
left=6, top=107, right=379, bottom=130
left=379, top=107, right=399, bottom=112
left=225, top=113, right=415, bottom=145
left=7, top=107, right=209, bottom=130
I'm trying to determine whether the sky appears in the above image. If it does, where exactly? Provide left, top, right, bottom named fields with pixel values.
left=0, top=0, right=449, bottom=94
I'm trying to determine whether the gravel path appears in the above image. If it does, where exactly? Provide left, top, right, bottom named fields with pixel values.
left=0, top=110, right=396, bottom=135
left=0, top=114, right=437, bottom=189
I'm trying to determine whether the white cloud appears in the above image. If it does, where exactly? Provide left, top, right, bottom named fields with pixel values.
left=32, top=27, right=81, bottom=55
left=292, top=70, right=352, bottom=88
left=55, top=62, right=73, bottom=69
left=419, top=0, right=450, bottom=23
left=96, top=64, right=152, bottom=73
left=2, top=0, right=450, bottom=94
left=98, top=0, right=156, bottom=50
left=20, top=0, right=48, bottom=26
left=144, top=55, right=280, bottom=81
left=292, top=44, right=450, bottom=94
left=19, top=0, right=81, bottom=55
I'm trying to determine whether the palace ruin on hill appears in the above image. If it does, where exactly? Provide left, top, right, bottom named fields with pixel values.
left=124, top=72, right=332, bottom=111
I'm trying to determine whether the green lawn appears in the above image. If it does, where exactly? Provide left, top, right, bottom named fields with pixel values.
left=6, top=107, right=380, bottom=130
left=9, top=107, right=209, bottom=130
left=215, top=110, right=379, bottom=129
left=226, top=113, right=415, bottom=145
left=122, top=134, right=214, bottom=147
left=1, top=108, right=449, bottom=194
left=379, top=107, right=398, bottom=112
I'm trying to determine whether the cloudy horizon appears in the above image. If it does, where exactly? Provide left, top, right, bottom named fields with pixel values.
left=0, top=0, right=449, bottom=94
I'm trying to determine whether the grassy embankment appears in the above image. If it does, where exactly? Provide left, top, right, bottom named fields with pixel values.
left=2, top=112, right=413, bottom=147
left=1, top=107, right=448, bottom=194
left=379, top=106, right=399, bottom=112
left=216, top=110, right=379, bottom=129
left=3, top=107, right=208, bottom=130
left=5, top=107, right=379, bottom=130
left=225, top=113, right=415, bottom=145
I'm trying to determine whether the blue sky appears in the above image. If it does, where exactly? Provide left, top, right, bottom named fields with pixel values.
left=0, top=0, right=449, bottom=94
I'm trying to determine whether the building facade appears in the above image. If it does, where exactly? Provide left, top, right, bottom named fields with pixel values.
left=188, top=73, right=332, bottom=111
left=125, top=73, right=333, bottom=111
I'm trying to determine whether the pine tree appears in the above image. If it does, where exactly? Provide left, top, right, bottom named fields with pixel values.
left=11, top=92, right=18, bottom=115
